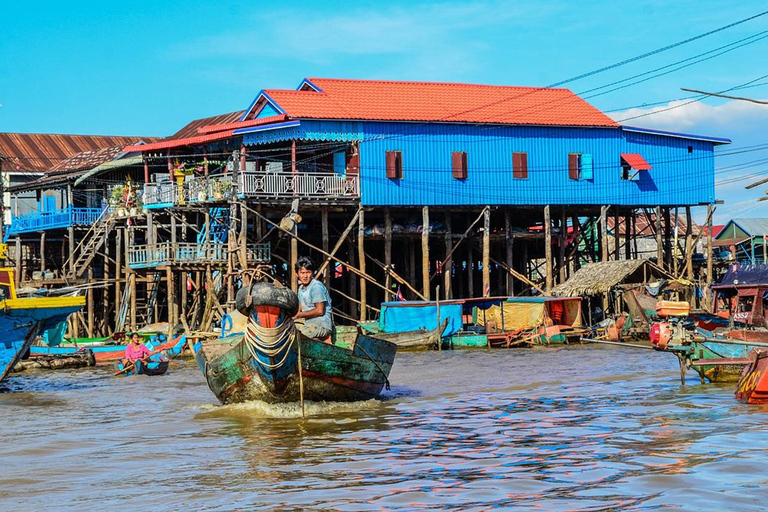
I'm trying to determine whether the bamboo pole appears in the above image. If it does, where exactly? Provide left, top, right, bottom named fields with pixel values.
left=544, top=205, right=553, bottom=293
left=422, top=206, right=430, bottom=301
left=431, top=207, right=488, bottom=280
left=489, top=255, right=545, bottom=295
left=316, top=207, right=362, bottom=278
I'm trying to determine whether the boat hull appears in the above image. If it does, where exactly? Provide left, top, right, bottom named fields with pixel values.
left=116, top=359, right=170, bottom=376
left=736, top=350, right=768, bottom=404
left=0, top=297, right=85, bottom=383
left=30, top=334, right=188, bottom=363
left=194, top=331, right=397, bottom=405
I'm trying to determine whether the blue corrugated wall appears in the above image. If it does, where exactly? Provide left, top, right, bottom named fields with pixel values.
left=249, top=120, right=717, bottom=207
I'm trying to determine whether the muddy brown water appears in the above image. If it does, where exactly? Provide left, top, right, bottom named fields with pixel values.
left=2, top=345, right=768, bottom=511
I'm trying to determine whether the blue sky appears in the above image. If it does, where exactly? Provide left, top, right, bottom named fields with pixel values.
left=1, top=0, right=767, bottom=222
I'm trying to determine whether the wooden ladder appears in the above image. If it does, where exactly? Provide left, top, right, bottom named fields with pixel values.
left=64, top=210, right=116, bottom=281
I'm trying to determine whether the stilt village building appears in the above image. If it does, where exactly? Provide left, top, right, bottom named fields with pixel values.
left=1, top=78, right=730, bottom=337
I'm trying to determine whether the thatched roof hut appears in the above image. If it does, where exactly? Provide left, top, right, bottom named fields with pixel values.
left=551, top=259, right=673, bottom=297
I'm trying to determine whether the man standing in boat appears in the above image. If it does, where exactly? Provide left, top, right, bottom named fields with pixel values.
left=294, top=256, right=333, bottom=341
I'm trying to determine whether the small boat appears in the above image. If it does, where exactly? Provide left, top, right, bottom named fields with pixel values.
left=356, top=320, right=447, bottom=350
left=193, top=283, right=397, bottom=404
left=735, top=349, right=768, bottom=404
left=115, top=356, right=170, bottom=376
left=30, top=333, right=188, bottom=363
left=0, top=268, right=85, bottom=383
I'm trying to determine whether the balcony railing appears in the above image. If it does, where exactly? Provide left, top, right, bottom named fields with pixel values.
left=141, top=172, right=360, bottom=207
left=128, top=242, right=229, bottom=269
left=6, top=206, right=106, bottom=237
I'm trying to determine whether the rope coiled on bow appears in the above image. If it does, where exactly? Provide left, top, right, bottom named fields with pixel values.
left=243, top=315, right=296, bottom=370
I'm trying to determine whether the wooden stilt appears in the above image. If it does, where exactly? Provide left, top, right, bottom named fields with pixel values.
left=322, top=207, right=330, bottom=285
left=558, top=208, right=566, bottom=284
left=422, top=206, right=430, bottom=301
left=505, top=209, right=514, bottom=296
left=600, top=206, right=608, bottom=262
left=384, top=208, right=392, bottom=293
left=571, top=215, right=581, bottom=273
left=290, top=237, right=298, bottom=292
left=624, top=212, right=631, bottom=260
left=68, top=227, right=74, bottom=273
left=40, top=232, right=46, bottom=273
left=685, top=206, right=694, bottom=281
left=115, top=228, right=122, bottom=329
left=467, top=243, right=474, bottom=298
left=181, top=270, right=188, bottom=327
left=87, top=268, right=94, bottom=337
left=240, top=203, right=248, bottom=269
left=706, top=204, right=713, bottom=287
left=613, top=209, right=620, bottom=260
left=166, top=266, right=175, bottom=329
left=348, top=237, right=357, bottom=317
left=544, top=205, right=553, bottom=293
left=408, top=239, right=416, bottom=298
left=444, top=212, right=453, bottom=300
left=129, top=227, right=137, bottom=331
left=655, top=206, right=663, bottom=269
left=483, top=207, right=491, bottom=296
left=358, top=209, right=366, bottom=322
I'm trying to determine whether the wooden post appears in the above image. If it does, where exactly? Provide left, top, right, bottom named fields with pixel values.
left=656, top=206, right=663, bottom=269
left=706, top=204, right=713, bottom=286
left=384, top=208, right=392, bottom=293
left=685, top=206, right=693, bottom=281
left=322, top=207, right=330, bottom=286
left=358, top=209, right=366, bottom=322
left=40, top=231, right=46, bottom=273
left=143, top=156, right=150, bottom=183
left=544, top=205, right=553, bottom=293
left=558, top=208, right=566, bottom=284
left=68, top=227, right=75, bottom=273
left=600, top=205, right=608, bottom=262
left=290, top=237, right=298, bottom=291
left=613, top=209, right=620, bottom=260
left=571, top=215, right=581, bottom=273
left=166, top=266, right=175, bottom=328
left=624, top=212, right=631, bottom=260
left=129, top=232, right=137, bottom=331
left=14, top=237, right=21, bottom=287
left=407, top=239, right=416, bottom=298
left=87, top=268, right=94, bottom=337
left=348, top=237, right=357, bottom=316
left=422, top=206, right=430, bottom=301
left=445, top=212, right=453, bottom=300
left=240, top=203, right=248, bottom=269
left=505, top=209, right=514, bottom=296
left=467, top=243, right=475, bottom=298
left=673, top=208, right=680, bottom=275
left=483, top=207, right=491, bottom=296
left=115, top=228, right=123, bottom=328
left=181, top=270, right=188, bottom=327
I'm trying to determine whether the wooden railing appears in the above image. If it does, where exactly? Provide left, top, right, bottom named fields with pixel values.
left=128, top=242, right=228, bottom=268
left=141, top=171, right=359, bottom=207
left=6, top=206, right=105, bottom=237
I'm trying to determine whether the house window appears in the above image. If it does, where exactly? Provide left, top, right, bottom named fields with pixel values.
left=386, top=150, right=402, bottom=179
left=688, top=145, right=693, bottom=154
left=452, top=151, right=468, bottom=180
left=569, top=153, right=593, bottom=180
left=513, top=152, right=528, bottom=179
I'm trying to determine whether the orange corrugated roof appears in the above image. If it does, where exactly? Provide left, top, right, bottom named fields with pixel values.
left=621, top=153, right=652, bottom=171
left=255, top=78, right=618, bottom=127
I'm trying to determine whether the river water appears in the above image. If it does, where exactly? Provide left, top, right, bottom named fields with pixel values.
left=2, top=345, right=768, bottom=511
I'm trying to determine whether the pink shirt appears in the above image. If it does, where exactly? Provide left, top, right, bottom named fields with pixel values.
left=125, top=343, right=151, bottom=361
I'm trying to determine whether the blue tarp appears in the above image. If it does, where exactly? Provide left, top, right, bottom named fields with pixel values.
left=379, top=303, right=463, bottom=336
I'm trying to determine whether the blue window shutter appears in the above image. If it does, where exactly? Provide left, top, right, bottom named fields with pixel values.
left=333, top=152, right=346, bottom=175
left=581, top=153, right=593, bottom=180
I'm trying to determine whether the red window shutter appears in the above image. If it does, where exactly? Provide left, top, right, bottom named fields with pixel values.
left=568, top=153, right=580, bottom=180
left=452, top=151, right=467, bottom=180
left=513, top=152, right=528, bottom=179
left=386, top=151, right=397, bottom=179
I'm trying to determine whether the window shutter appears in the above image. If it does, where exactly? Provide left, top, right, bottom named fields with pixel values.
left=568, top=153, right=580, bottom=180
left=347, top=145, right=360, bottom=175
left=386, top=151, right=401, bottom=179
left=581, top=153, right=593, bottom=180
left=513, top=152, right=528, bottom=179
left=452, top=151, right=467, bottom=180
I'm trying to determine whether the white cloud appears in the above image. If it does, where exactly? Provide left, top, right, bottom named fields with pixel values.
left=609, top=97, right=768, bottom=131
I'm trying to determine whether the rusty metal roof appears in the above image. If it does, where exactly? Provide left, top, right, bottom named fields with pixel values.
left=0, top=132, right=152, bottom=173
left=165, top=111, right=244, bottom=141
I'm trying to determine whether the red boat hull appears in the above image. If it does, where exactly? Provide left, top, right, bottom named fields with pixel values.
left=735, top=349, right=768, bottom=404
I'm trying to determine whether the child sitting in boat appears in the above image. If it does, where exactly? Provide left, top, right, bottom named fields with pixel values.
left=293, top=256, right=333, bottom=342
left=123, top=333, right=151, bottom=364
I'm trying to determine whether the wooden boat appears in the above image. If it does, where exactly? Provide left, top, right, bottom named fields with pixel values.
left=0, top=268, right=85, bottom=383
left=30, top=333, right=188, bottom=363
left=13, top=349, right=96, bottom=373
left=193, top=283, right=397, bottom=404
left=115, top=357, right=170, bottom=376
left=735, top=349, right=768, bottom=404
left=356, top=320, right=447, bottom=350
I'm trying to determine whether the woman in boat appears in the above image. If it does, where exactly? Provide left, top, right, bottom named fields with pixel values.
left=293, top=256, right=333, bottom=341
left=123, top=333, right=150, bottom=366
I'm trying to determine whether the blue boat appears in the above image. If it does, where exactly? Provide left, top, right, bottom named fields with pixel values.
left=0, top=268, right=85, bottom=383
left=30, top=333, right=188, bottom=363
left=115, top=355, right=170, bottom=376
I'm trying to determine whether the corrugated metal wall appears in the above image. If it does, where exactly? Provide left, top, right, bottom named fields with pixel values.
left=338, top=121, right=716, bottom=207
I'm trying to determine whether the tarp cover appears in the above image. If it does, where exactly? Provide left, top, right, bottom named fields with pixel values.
left=713, top=264, right=768, bottom=289
left=476, top=301, right=545, bottom=331
left=379, top=303, right=463, bottom=336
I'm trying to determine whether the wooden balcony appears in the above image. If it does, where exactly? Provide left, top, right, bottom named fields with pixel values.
left=141, top=172, right=359, bottom=207
left=6, top=206, right=106, bottom=237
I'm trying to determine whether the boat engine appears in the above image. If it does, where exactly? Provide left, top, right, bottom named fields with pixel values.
left=650, top=317, right=696, bottom=350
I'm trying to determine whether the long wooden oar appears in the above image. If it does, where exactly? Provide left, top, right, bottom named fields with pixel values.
left=581, top=338, right=656, bottom=350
